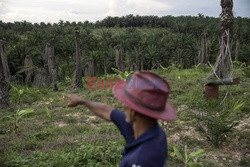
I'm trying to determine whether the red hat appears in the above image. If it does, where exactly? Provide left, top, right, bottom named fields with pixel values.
left=112, top=71, right=177, bottom=121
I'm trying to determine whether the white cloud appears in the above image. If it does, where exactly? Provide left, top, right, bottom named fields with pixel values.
left=0, top=0, right=249, bottom=23
left=107, top=0, right=171, bottom=16
left=0, top=0, right=110, bottom=23
left=0, top=1, right=9, bottom=14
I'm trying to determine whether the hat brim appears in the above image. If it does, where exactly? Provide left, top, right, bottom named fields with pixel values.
left=112, top=81, right=177, bottom=121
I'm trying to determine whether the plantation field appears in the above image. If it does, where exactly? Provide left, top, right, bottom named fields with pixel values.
left=0, top=66, right=249, bottom=167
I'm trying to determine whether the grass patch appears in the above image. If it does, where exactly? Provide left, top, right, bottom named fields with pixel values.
left=0, top=67, right=249, bottom=166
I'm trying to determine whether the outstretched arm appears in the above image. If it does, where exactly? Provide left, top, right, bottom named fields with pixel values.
left=65, top=94, right=114, bottom=121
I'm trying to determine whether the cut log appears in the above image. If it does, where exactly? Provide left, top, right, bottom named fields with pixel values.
left=206, top=77, right=240, bottom=86
left=204, top=77, right=240, bottom=99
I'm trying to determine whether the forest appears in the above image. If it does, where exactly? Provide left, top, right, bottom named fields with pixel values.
left=0, top=15, right=249, bottom=78
left=0, top=13, right=250, bottom=167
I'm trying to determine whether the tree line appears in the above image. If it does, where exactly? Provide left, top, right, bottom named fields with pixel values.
left=0, top=15, right=249, bottom=80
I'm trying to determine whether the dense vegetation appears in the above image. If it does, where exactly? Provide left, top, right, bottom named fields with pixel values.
left=0, top=15, right=249, bottom=77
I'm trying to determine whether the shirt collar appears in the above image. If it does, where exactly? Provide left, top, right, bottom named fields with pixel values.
left=123, top=124, right=160, bottom=155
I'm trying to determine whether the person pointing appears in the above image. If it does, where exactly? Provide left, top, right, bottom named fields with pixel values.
left=66, top=71, right=177, bottom=167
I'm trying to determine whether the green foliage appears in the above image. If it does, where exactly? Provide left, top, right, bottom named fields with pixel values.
left=191, top=99, right=245, bottom=148
left=1, top=108, right=35, bottom=133
left=170, top=145, right=206, bottom=167
left=44, top=107, right=52, bottom=119
left=0, top=67, right=249, bottom=167
left=10, top=84, right=25, bottom=105
left=232, top=61, right=249, bottom=78
left=10, top=85, right=43, bottom=105
left=2, top=16, right=249, bottom=77
left=111, top=67, right=134, bottom=80
left=242, top=66, right=250, bottom=78
left=74, top=141, right=123, bottom=166
left=160, top=63, right=182, bottom=71
left=3, top=141, right=123, bottom=167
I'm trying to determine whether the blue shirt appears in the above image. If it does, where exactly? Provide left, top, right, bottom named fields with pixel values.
left=111, top=109, right=168, bottom=167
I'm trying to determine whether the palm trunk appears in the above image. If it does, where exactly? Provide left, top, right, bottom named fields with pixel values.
left=135, top=47, right=139, bottom=71
left=24, top=56, right=34, bottom=85
left=85, top=57, right=94, bottom=76
left=104, top=56, right=107, bottom=75
left=46, top=39, right=58, bottom=91
left=0, top=40, right=11, bottom=82
left=0, top=41, right=9, bottom=108
left=115, top=44, right=124, bottom=72
left=198, top=33, right=209, bottom=64
left=74, top=29, right=83, bottom=88
left=44, top=44, right=50, bottom=86
left=216, top=0, right=234, bottom=79
left=140, top=54, right=144, bottom=71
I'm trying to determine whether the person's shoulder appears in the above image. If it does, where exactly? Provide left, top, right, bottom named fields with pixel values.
left=111, top=109, right=124, bottom=115
left=110, top=109, right=125, bottom=120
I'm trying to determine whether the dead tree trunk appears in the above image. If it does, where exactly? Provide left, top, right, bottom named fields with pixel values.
left=104, top=55, right=108, bottom=75
left=134, top=47, right=139, bottom=71
left=0, top=41, right=9, bottom=108
left=44, top=44, right=50, bottom=86
left=73, top=29, right=83, bottom=88
left=212, top=0, right=234, bottom=79
left=33, top=68, right=46, bottom=87
left=45, top=39, right=58, bottom=91
left=0, top=40, right=11, bottom=82
left=198, top=32, right=209, bottom=64
left=125, top=52, right=130, bottom=71
left=84, top=57, right=94, bottom=76
left=24, top=56, right=34, bottom=85
left=140, top=54, right=144, bottom=71
left=115, top=44, right=125, bottom=72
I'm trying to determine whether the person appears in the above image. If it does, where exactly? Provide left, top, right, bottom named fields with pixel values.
left=65, top=71, right=177, bottom=167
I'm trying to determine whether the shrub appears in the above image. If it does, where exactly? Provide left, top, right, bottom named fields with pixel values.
left=1, top=108, right=34, bottom=134
left=170, top=145, right=206, bottom=167
left=191, top=98, right=245, bottom=148
left=3, top=141, right=123, bottom=167
left=10, top=85, right=44, bottom=105
left=74, top=141, right=123, bottom=166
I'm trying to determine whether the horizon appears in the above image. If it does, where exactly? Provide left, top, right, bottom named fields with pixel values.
left=0, top=0, right=249, bottom=24
left=1, top=14, right=249, bottom=25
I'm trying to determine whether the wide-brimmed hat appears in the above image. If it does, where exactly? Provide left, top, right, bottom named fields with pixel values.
left=112, top=71, right=177, bottom=121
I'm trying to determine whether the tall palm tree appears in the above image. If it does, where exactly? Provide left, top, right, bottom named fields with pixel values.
left=212, top=0, right=234, bottom=79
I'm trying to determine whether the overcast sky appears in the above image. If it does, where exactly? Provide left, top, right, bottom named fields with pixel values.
left=0, top=0, right=249, bottom=23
